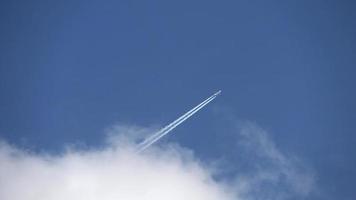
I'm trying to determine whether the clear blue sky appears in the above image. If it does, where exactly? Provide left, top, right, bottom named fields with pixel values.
left=1, top=0, right=355, bottom=199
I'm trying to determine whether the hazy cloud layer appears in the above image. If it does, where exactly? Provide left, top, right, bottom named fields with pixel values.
left=0, top=123, right=315, bottom=200
left=233, top=123, right=316, bottom=200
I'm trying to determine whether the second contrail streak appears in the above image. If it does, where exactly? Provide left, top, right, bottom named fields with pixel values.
left=137, top=90, right=221, bottom=152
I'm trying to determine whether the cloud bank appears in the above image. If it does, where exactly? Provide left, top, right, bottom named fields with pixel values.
left=0, top=123, right=315, bottom=200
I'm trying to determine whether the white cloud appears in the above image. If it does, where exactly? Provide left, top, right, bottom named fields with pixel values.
left=234, top=123, right=316, bottom=200
left=0, top=122, right=315, bottom=200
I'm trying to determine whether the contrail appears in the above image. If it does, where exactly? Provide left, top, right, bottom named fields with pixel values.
left=137, top=94, right=216, bottom=151
left=137, top=91, right=218, bottom=149
left=137, top=90, right=221, bottom=152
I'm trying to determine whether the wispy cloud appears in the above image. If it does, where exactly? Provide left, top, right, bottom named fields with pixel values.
left=233, top=123, right=316, bottom=200
left=0, top=121, right=316, bottom=200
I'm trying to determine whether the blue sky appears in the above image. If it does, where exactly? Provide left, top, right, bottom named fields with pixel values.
left=1, top=0, right=356, bottom=199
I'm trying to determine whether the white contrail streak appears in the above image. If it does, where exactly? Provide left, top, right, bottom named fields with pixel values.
left=137, top=92, right=217, bottom=149
left=137, top=90, right=221, bottom=151
left=137, top=90, right=221, bottom=152
left=137, top=97, right=216, bottom=152
left=137, top=96, right=216, bottom=151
